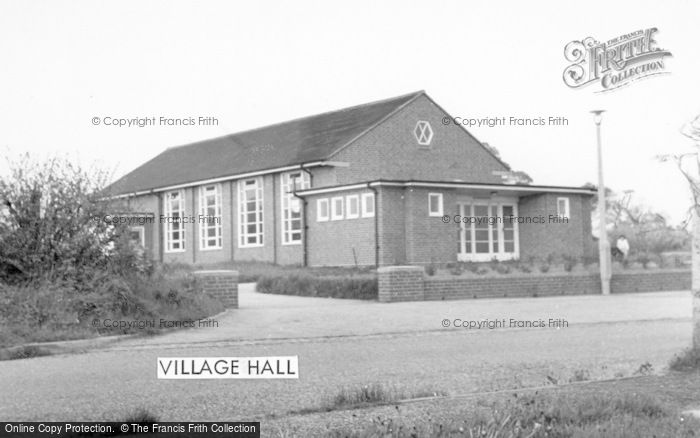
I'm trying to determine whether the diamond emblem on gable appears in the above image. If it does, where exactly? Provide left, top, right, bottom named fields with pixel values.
left=414, top=121, right=433, bottom=145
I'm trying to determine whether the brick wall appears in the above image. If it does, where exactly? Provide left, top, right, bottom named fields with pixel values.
left=611, top=270, right=692, bottom=293
left=193, top=270, right=239, bottom=308
left=331, top=94, right=509, bottom=184
left=377, top=266, right=425, bottom=302
left=404, top=188, right=460, bottom=264
left=378, top=267, right=691, bottom=302
left=306, top=189, right=376, bottom=267
left=518, top=193, right=596, bottom=261
left=377, top=187, right=406, bottom=265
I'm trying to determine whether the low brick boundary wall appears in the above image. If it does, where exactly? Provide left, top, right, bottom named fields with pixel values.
left=377, top=266, right=424, bottom=302
left=611, top=270, right=691, bottom=293
left=193, top=270, right=239, bottom=308
left=378, top=267, right=691, bottom=302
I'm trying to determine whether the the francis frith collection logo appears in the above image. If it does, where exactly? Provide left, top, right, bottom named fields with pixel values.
left=563, top=28, right=672, bottom=92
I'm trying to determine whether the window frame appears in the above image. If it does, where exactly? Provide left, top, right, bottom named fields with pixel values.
left=428, top=193, right=444, bottom=217
left=317, top=198, right=329, bottom=222
left=281, top=171, right=310, bottom=245
left=198, top=184, right=223, bottom=251
left=163, top=189, right=186, bottom=253
left=346, top=194, right=360, bottom=219
left=129, top=226, right=146, bottom=247
left=414, top=120, right=434, bottom=146
left=361, top=192, right=375, bottom=218
left=238, top=177, right=264, bottom=248
left=331, top=196, right=344, bottom=220
left=556, top=197, right=570, bottom=219
left=457, top=200, right=519, bottom=262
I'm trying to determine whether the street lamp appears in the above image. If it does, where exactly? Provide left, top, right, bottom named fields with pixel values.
left=591, top=110, right=611, bottom=295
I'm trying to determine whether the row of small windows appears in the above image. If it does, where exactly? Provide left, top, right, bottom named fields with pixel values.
left=317, top=193, right=375, bottom=222
left=163, top=172, right=310, bottom=253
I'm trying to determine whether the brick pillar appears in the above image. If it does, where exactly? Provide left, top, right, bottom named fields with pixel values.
left=377, top=266, right=425, bottom=303
left=193, top=270, right=239, bottom=309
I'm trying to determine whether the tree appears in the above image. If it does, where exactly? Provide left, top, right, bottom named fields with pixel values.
left=659, top=114, right=700, bottom=349
left=483, top=142, right=533, bottom=184
left=0, top=154, right=143, bottom=285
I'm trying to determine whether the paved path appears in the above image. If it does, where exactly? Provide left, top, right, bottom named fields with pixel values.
left=113, top=284, right=692, bottom=348
left=0, top=287, right=693, bottom=427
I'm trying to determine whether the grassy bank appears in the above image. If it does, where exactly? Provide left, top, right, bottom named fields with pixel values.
left=0, top=267, right=224, bottom=353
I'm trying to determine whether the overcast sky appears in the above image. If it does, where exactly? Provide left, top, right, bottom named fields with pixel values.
left=1, top=0, right=698, bottom=223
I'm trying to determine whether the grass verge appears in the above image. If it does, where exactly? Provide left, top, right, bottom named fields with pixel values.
left=326, top=389, right=700, bottom=437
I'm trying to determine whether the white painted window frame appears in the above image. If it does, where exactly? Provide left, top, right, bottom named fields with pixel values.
left=414, top=120, right=434, bottom=146
left=428, top=192, right=444, bottom=217
left=164, top=189, right=186, bottom=253
left=361, top=192, right=375, bottom=218
left=281, top=171, right=310, bottom=245
left=346, top=194, right=360, bottom=219
left=557, top=197, right=570, bottom=219
left=331, top=196, right=344, bottom=220
left=457, top=198, right=520, bottom=262
left=199, top=184, right=223, bottom=250
left=238, top=177, right=264, bottom=248
left=129, top=226, right=145, bottom=247
left=317, top=198, right=329, bottom=222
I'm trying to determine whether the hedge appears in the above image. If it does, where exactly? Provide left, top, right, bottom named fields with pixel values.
left=256, top=274, right=378, bottom=300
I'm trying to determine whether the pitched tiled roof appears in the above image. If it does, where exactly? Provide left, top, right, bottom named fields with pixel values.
left=108, top=91, right=423, bottom=195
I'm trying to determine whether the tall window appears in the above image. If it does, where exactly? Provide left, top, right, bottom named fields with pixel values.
left=199, top=184, right=222, bottom=250
left=239, top=178, right=264, bottom=247
left=557, top=197, right=570, bottom=219
left=281, top=171, right=310, bottom=244
left=164, top=190, right=185, bottom=252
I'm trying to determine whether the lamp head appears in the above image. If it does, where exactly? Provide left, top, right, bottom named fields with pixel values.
left=590, top=110, right=606, bottom=125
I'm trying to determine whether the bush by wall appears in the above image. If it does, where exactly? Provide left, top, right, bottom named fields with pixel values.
left=0, top=270, right=225, bottom=348
left=256, top=274, right=378, bottom=300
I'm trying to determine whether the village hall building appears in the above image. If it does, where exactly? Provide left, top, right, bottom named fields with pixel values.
left=109, top=91, right=596, bottom=267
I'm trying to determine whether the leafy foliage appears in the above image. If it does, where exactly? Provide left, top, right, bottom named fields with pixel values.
left=0, top=154, right=151, bottom=284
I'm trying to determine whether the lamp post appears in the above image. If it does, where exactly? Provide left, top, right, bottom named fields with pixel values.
left=591, top=110, right=611, bottom=295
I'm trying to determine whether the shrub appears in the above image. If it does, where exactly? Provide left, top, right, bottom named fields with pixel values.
left=563, top=255, right=578, bottom=272
left=476, top=266, right=489, bottom=276
left=495, top=263, right=511, bottom=275
left=464, top=262, right=480, bottom=274
left=256, top=274, right=377, bottom=300
left=0, top=155, right=149, bottom=285
left=539, top=264, right=550, bottom=273
left=449, top=264, right=463, bottom=276
left=424, top=264, right=436, bottom=276
left=517, top=263, right=532, bottom=274
left=669, top=348, right=700, bottom=372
